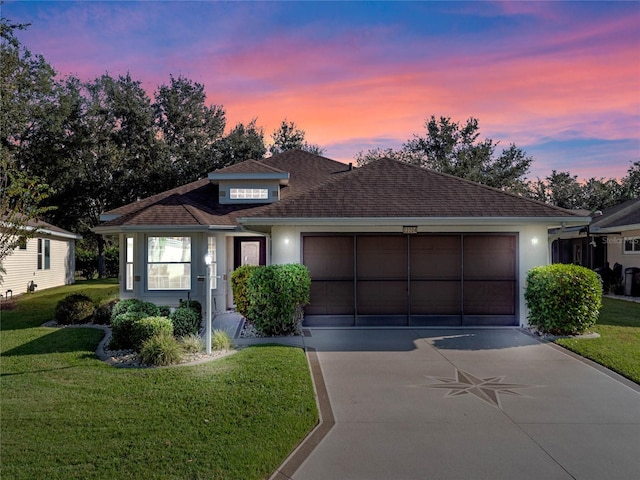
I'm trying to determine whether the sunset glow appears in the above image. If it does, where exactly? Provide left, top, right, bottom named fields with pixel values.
left=4, top=0, right=639, bottom=180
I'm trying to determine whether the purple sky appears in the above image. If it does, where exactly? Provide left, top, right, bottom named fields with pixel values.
left=4, top=1, right=639, bottom=181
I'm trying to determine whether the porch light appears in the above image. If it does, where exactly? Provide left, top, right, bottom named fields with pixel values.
left=531, top=237, right=539, bottom=246
left=284, top=237, right=290, bottom=245
left=204, top=252, right=213, bottom=354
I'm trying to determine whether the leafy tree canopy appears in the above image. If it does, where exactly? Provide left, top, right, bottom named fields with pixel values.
left=269, top=119, right=325, bottom=156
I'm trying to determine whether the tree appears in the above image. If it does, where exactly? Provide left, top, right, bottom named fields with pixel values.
left=217, top=120, right=266, bottom=164
left=269, top=120, right=325, bottom=156
left=154, top=75, right=226, bottom=183
left=0, top=19, right=55, bottom=268
left=354, top=147, right=418, bottom=167
left=402, top=116, right=533, bottom=192
left=622, top=161, right=640, bottom=198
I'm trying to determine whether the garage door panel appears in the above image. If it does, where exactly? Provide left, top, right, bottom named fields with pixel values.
left=410, top=280, right=461, bottom=315
left=464, top=236, right=516, bottom=279
left=357, top=280, right=407, bottom=315
left=307, top=280, right=354, bottom=315
left=304, top=236, right=354, bottom=280
left=357, top=236, right=407, bottom=279
left=411, top=236, right=461, bottom=279
left=463, top=280, right=515, bottom=315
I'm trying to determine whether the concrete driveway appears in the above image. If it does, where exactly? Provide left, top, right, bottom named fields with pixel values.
left=266, top=328, right=640, bottom=480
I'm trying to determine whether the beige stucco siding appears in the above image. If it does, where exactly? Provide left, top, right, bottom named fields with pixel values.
left=606, top=228, right=640, bottom=270
left=1, top=235, right=76, bottom=295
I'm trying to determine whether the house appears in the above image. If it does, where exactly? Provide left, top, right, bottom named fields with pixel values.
left=551, top=198, right=640, bottom=291
left=0, top=219, right=81, bottom=296
left=94, top=150, right=590, bottom=327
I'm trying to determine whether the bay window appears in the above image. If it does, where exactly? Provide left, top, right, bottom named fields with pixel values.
left=147, top=236, right=191, bottom=290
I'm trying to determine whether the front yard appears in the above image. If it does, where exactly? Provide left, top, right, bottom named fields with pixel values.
left=0, top=280, right=318, bottom=480
left=555, top=297, right=640, bottom=384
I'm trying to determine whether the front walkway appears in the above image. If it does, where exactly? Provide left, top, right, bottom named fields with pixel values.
left=249, top=328, right=640, bottom=480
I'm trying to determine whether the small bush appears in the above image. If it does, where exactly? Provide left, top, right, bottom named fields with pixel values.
left=525, top=264, right=602, bottom=335
left=246, top=264, right=311, bottom=336
left=170, top=307, right=201, bottom=337
left=110, top=299, right=159, bottom=323
left=55, top=293, right=95, bottom=325
left=158, top=305, right=171, bottom=317
left=93, top=299, right=118, bottom=325
left=230, top=265, right=260, bottom=318
left=179, top=299, right=202, bottom=319
left=110, top=311, right=148, bottom=350
left=212, top=329, right=232, bottom=351
left=138, top=332, right=183, bottom=366
left=179, top=333, right=204, bottom=353
left=130, top=316, right=174, bottom=351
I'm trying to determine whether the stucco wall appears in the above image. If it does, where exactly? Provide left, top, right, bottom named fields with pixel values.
left=1, top=235, right=76, bottom=295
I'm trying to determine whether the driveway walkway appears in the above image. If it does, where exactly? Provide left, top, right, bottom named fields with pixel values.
left=265, top=328, right=640, bottom=480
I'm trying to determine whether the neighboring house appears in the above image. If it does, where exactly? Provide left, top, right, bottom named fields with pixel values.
left=551, top=198, right=640, bottom=274
left=94, top=150, right=589, bottom=328
left=1, top=220, right=81, bottom=296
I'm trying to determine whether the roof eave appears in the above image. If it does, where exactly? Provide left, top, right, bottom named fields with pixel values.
left=92, top=224, right=239, bottom=235
left=238, top=216, right=592, bottom=227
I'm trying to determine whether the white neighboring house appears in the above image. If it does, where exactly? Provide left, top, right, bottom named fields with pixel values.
left=0, top=219, right=81, bottom=297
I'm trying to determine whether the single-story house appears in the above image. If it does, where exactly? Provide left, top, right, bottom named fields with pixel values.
left=94, top=150, right=590, bottom=327
left=551, top=198, right=640, bottom=287
left=1, top=219, right=81, bottom=296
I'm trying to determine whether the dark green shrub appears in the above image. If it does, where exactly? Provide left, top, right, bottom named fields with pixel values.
left=110, top=299, right=159, bottom=323
left=93, top=299, right=118, bottom=325
left=139, top=332, right=183, bottom=366
left=179, top=299, right=202, bottom=319
left=158, top=305, right=171, bottom=317
left=230, top=264, right=260, bottom=318
left=130, top=316, right=174, bottom=351
left=246, top=264, right=311, bottom=336
left=170, top=307, right=201, bottom=337
left=525, top=264, right=602, bottom=335
left=55, top=293, right=95, bottom=325
left=110, top=311, right=148, bottom=350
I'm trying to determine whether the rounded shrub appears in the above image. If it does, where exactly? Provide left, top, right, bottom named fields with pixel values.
left=525, top=264, right=602, bottom=335
left=246, top=264, right=311, bottom=336
left=158, top=305, right=171, bottom=317
left=170, top=307, right=201, bottom=337
left=110, top=299, right=159, bottom=323
left=110, top=311, right=148, bottom=350
left=139, top=332, right=183, bottom=366
left=130, top=316, right=174, bottom=351
left=55, top=293, right=95, bottom=325
left=179, top=299, right=202, bottom=319
left=230, top=264, right=260, bottom=318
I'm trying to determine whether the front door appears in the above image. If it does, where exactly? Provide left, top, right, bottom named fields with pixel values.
left=234, top=237, right=266, bottom=269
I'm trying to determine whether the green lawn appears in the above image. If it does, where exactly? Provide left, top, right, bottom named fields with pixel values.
left=555, top=297, right=640, bottom=384
left=0, top=280, right=318, bottom=480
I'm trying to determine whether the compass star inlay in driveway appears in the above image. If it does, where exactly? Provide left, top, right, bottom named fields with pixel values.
left=423, top=369, right=537, bottom=409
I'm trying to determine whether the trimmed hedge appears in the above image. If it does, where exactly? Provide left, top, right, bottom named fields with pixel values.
left=110, top=299, right=159, bottom=322
left=179, top=299, right=202, bottom=319
left=246, top=264, right=311, bottom=336
left=130, top=316, right=174, bottom=351
left=525, top=264, right=602, bottom=335
left=93, top=299, right=118, bottom=325
left=54, top=293, right=95, bottom=325
left=230, top=265, right=260, bottom=319
left=170, top=307, right=201, bottom=337
left=110, top=311, right=148, bottom=350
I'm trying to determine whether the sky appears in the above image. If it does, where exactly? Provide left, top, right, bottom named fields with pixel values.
left=3, top=0, right=639, bottom=181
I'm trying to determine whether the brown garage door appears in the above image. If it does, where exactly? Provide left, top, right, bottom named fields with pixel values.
left=303, top=234, right=517, bottom=327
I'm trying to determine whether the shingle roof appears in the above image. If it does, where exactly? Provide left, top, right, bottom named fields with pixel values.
left=591, top=198, right=640, bottom=229
left=242, top=157, right=583, bottom=219
left=96, top=150, right=583, bottom=230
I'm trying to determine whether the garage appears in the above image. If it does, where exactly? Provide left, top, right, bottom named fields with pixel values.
left=303, top=234, right=517, bottom=327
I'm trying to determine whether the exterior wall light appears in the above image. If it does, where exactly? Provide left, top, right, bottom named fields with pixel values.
left=531, top=237, right=539, bottom=246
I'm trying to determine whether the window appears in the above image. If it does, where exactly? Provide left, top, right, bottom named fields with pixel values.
left=147, top=236, right=191, bottom=290
left=37, top=239, right=50, bottom=270
left=207, top=236, right=217, bottom=290
left=624, top=237, right=640, bottom=254
left=230, top=188, right=268, bottom=200
left=125, top=236, right=134, bottom=291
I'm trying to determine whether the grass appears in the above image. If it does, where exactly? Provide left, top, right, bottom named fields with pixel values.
left=555, top=297, right=640, bottom=384
left=0, top=280, right=318, bottom=480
